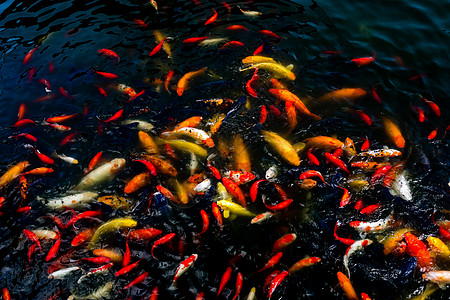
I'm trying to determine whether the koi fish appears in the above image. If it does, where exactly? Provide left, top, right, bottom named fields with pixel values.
left=0, top=161, right=29, bottom=189
left=226, top=25, right=248, bottom=31
left=272, top=233, right=297, bottom=252
left=404, top=232, right=432, bottom=271
left=288, top=257, right=321, bottom=274
left=149, top=38, right=168, bottom=56
left=421, top=97, right=441, bottom=117
left=94, top=70, right=118, bottom=79
left=337, top=272, right=358, bottom=300
left=258, top=252, right=283, bottom=272
left=241, top=62, right=295, bottom=81
left=261, top=130, right=300, bottom=166
left=97, top=49, right=120, bottom=62
left=217, top=267, right=232, bottom=296
left=382, top=117, right=405, bottom=148
left=72, top=158, right=126, bottom=191
left=44, top=192, right=98, bottom=211
left=267, top=270, right=288, bottom=299
left=349, top=213, right=393, bottom=233
left=23, top=47, right=37, bottom=64
left=422, top=271, right=450, bottom=288
left=238, top=6, right=262, bottom=16
left=171, top=254, right=198, bottom=288
left=204, top=9, right=217, bottom=25
left=176, top=67, right=207, bottom=96
left=78, top=262, right=114, bottom=283
left=318, top=88, right=367, bottom=102
left=89, top=217, right=137, bottom=249
left=217, top=200, right=255, bottom=218
left=358, top=149, right=402, bottom=158
left=161, top=127, right=214, bottom=148
left=269, top=89, right=321, bottom=120
left=303, top=136, right=344, bottom=151
left=343, top=239, right=373, bottom=278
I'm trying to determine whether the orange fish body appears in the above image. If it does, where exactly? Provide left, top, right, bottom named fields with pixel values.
left=173, top=116, right=202, bottom=131
left=288, top=257, right=321, bottom=273
left=177, top=67, right=207, bottom=96
left=269, top=89, right=321, bottom=120
left=404, top=232, right=432, bottom=271
left=303, top=136, right=344, bottom=151
left=124, top=172, right=152, bottom=194
left=318, top=88, right=367, bottom=102
left=382, top=117, right=405, bottom=148
left=337, top=271, right=358, bottom=300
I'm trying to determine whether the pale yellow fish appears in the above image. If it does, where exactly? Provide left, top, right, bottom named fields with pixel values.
left=261, top=130, right=300, bottom=166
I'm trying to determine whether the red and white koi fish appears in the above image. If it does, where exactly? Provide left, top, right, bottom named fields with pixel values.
left=349, top=213, right=393, bottom=233
left=170, top=254, right=198, bottom=288
left=267, top=270, right=288, bottom=299
left=78, top=262, right=114, bottom=283
left=343, top=239, right=372, bottom=278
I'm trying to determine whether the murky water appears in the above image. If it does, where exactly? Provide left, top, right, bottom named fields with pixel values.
left=0, top=0, right=449, bottom=299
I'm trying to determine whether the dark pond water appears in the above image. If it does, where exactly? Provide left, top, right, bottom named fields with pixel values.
left=0, top=0, right=449, bottom=299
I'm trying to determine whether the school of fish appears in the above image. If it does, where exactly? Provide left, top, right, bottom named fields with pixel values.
left=0, top=1, right=449, bottom=300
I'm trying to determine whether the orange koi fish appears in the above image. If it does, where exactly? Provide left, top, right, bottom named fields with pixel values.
left=303, top=136, right=344, bottom=151
left=227, top=25, right=248, bottom=31
left=176, top=67, right=207, bottom=96
left=288, top=257, right=321, bottom=274
left=257, top=252, right=283, bottom=272
left=299, top=170, right=326, bottom=184
left=222, top=177, right=246, bottom=207
left=272, top=233, right=297, bottom=252
left=428, top=128, right=438, bottom=140
left=196, top=210, right=209, bottom=236
left=217, top=267, right=232, bottom=297
left=382, top=117, right=405, bottom=148
left=18, top=103, right=26, bottom=120
left=23, top=47, right=37, bottom=64
left=269, top=89, right=321, bottom=120
left=337, top=272, right=358, bottom=300
left=97, top=49, right=120, bottom=62
left=267, top=271, right=288, bottom=299
left=165, top=70, right=175, bottom=92
left=70, top=228, right=95, bottom=247
left=404, top=232, right=432, bottom=271
left=411, top=106, right=426, bottom=122
left=421, top=97, right=440, bottom=116
left=183, top=37, right=209, bottom=44
left=115, top=259, right=142, bottom=276
left=122, top=271, right=149, bottom=290
left=151, top=233, right=176, bottom=258
left=318, top=88, right=367, bottom=102
left=149, top=38, right=168, bottom=56
left=259, top=30, right=282, bottom=40
left=94, top=70, right=118, bottom=79
left=351, top=52, right=376, bottom=66
left=204, top=9, right=217, bottom=25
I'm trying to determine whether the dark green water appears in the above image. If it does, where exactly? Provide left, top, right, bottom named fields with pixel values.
left=0, top=0, right=449, bottom=299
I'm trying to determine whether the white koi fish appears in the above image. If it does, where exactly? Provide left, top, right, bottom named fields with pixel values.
left=43, top=192, right=98, bottom=210
left=72, top=158, right=125, bottom=191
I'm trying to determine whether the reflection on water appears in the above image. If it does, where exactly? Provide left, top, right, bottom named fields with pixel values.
left=0, top=0, right=449, bottom=299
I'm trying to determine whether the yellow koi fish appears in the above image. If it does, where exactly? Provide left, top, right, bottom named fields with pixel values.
left=262, top=130, right=300, bottom=166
